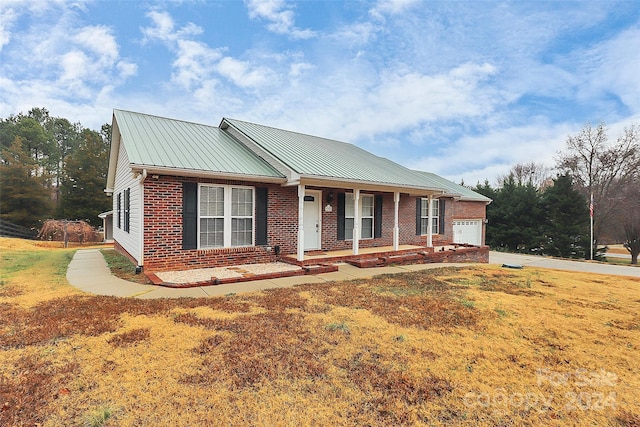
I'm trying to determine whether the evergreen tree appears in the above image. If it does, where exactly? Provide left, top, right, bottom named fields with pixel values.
left=0, top=137, right=53, bottom=227
left=484, top=175, right=544, bottom=253
left=540, top=175, right=590, bottom=258
left=58, top=129, right=111, bottom=226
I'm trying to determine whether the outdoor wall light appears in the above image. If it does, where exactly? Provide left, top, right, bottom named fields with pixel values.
left=326, top=191, right=334, bottom=204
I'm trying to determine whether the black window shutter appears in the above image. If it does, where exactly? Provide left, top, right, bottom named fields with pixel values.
left=337, top=192, right=345, bottom=241
left=439, top=199, right=446, bottom=235
left=255, top=187, right=268, bottom=245
left=182, top=182, right=198, bottom=250
left=117, top=193, right=121, bottom=229
left=416, top=198, right=422, bottom=235
left=374, top=194, right=383, bottom=238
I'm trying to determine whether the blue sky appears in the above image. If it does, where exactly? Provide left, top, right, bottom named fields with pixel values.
left=1, top=0, right=639, bottom=185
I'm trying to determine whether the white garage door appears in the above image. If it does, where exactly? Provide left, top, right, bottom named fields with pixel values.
left=453, top=220, right=482, bottom=246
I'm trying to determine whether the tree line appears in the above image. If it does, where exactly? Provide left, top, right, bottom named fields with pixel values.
left=473, top=123, right=640, bottom=264
left=0, top=108, right=111, bottom=229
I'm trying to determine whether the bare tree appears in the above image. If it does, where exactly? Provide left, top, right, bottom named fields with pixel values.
left=556, top=123, right=640, bottom=249
left=616, top=180, right=640, bottom=264
left=496, top=162, right=553, bottom=189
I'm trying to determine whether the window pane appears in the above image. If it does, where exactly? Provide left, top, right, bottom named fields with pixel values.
left=362, top=218, right=373, bottom=239
left=421, top=218, right=428, bottom=235
left=232, top=218, right=252, bottom=246
left=361, top=195, right=373, bottom=217
left=345, top=218, right=354, bottom=240
left=421, top=198, right=429, bottom=217
left=232, top=188, right=253, bottom=217
left=201, top=186, right=224, bottom=216
left=432, top=217, right=439, bottom=232
left=432, top=199, right=439, bottom=217
left=345, top=194, right=354, bottom=217
left=200, top=218, right=223, bottom=248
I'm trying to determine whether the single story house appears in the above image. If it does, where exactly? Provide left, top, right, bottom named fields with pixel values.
left=105, top=110, right=491, bottom=272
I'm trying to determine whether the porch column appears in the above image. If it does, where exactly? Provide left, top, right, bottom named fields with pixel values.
left=297, top=184, right=305, bottom=261
left=352, top=189, right=360, bottom=256
left=427, top=195, right=434, bottom=248
left=393, top=192, right=400, bottom=251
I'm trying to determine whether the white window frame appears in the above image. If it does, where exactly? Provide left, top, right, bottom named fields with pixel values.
left=198, top=184, right=255, bottom=249
left=346, top=193, right=374, bottom=240
left=421, top=198, right=439, bottom=235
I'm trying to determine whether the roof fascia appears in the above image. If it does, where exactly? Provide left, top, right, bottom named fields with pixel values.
left=105, top=111, right=120, bottom=195
left=220, top=118, right=300, bottom=184
left=130, top=164, right=287, bottom=184
left=297, top=175, right=447, bottom=196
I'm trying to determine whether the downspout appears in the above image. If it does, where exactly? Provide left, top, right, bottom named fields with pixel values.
left=137, top=169, right=147, bottom=272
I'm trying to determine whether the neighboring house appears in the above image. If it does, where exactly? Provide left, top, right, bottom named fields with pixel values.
left=98, top=210, right=113, bottom=242
left=105, top=110, right=491, bottom=272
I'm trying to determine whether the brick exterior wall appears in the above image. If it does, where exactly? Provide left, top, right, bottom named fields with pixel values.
left=133, top=175, right=487, bottom=272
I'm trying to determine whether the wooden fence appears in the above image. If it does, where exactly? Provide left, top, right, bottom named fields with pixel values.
left=0, top=219, right=38, bottom=239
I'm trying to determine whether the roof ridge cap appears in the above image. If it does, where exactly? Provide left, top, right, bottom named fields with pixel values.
left=115, top=109, right=218, bottom=128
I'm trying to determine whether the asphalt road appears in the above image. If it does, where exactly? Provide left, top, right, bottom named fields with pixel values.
left=489, top=251, right=640, bottom=278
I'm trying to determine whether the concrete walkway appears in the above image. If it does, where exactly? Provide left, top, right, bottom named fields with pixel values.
left=66, top=249, right=468, bottom=299
left=66, top=249, right=640, bottom=299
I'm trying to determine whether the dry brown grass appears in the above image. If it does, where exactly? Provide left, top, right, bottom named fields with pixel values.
left=1, top=238, right=639, bottom=426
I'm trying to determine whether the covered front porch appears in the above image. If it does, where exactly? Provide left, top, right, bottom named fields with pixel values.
left=282, top=243, right=488, bottom=267
left=293, top=182, right=444, bottom=263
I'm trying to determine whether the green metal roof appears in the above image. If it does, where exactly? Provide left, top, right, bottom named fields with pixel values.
left=113, top=110, right=283, bottom=179
left=223, top=118, right=444, bottom=190
left=413, top=170, right=492, bottom=202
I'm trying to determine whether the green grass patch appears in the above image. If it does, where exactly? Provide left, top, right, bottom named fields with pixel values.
left=100, top=249, right=150, bottom=285
left=325, top=322, right=350, bottom=333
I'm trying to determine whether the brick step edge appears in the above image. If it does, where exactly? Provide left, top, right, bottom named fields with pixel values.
left=146, top=263, right=338, bottom=288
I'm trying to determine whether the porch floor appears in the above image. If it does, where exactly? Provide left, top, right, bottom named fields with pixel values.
left=282, top=245, right=430, bottom=266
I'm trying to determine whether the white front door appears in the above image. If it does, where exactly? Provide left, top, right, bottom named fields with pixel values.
left=453, top=220, right=482, bottom=246
left=303, top=190, right=321, bottom=250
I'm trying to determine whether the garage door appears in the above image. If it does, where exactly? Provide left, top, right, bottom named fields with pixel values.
left=453, top=220, right=482, bottom=246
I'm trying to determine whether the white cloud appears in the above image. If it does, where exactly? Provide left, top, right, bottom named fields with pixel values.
left=245, top=0, right=316, bottom=39
left=141, top=8, right=280, bottom=91
left=328, top=22, right=379, bottom=47
left=581, top=27, right=640, bottom=112
left=141, top=10, right=202, bottom=43
left=74, top=25, right=118, bottom=62
left=289, top=61, right=314, bottom=78
left=408, top=120, right=576, bottom=185
left=172, top=39, right=223, bottom=89
left=217, top=57, right=273, bottom=88
left=370, top=0, right=420, bottom=19
left=0, top=6, right=17, bottom=51
left=251, top=60, right=500, bottom=143
left=59, top=50, right=89, bottom=82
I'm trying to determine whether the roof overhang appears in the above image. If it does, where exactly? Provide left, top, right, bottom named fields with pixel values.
left=129, top=164, right=288, bottom=184
left=294, top=175, right=447, bottom=196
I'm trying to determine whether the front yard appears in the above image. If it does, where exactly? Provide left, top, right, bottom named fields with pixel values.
left=0, top=238, right=638, bottom=426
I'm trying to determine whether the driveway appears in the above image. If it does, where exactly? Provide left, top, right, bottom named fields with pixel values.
left=489, top=251, right=640, bottom=278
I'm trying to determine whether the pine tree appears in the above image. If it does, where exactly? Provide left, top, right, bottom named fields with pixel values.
left=488, top=175, right=544, bottom=253
left=58, top=129, right=111, bottom=226
left=0, top=137, right=53, bottom=227
left=540, top=175, right=590, bottom=258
